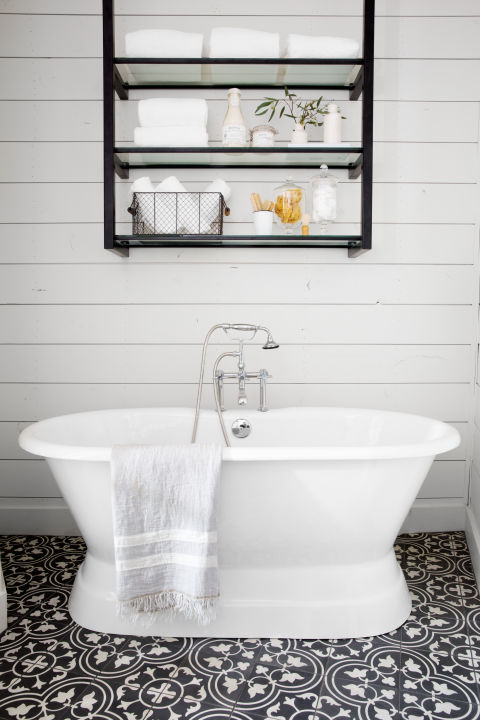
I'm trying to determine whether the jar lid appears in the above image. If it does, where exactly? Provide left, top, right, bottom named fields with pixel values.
left=274, top=176, right=304, bottom=192
left=251, top=124, right=278, bottom=134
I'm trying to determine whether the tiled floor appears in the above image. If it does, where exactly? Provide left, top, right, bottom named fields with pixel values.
left=0, top=533, right=479, bottom=720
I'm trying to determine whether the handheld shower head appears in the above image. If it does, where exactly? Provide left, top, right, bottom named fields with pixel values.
left=221, top=323, right=279, bottom=348
left=262, top=333, right=280, bottom=350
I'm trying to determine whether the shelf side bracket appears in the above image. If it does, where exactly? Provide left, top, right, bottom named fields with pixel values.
left=114, top=65, right=128, bottom=100
left=349, top=66, right=364, bottom=101
left=348, top=156, right=363, bottom=180
left=114, top=154, right=129, bottom=179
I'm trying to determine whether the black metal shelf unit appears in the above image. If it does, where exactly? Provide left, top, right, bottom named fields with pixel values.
left=103, top=0, right=374, bottom=257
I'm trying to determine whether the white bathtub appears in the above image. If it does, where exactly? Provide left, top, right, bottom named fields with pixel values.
left=19, top=406, right=459, bottom=639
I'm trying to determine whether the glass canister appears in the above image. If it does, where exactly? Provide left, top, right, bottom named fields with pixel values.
left=273, top=176, right=305, bottom=234
left=310, top=164, right=338, bottom=233
left=250, top=124, right=278, bottom=147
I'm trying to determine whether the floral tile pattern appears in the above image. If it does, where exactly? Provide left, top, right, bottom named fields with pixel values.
left=0, top=531, right=479, bottom=720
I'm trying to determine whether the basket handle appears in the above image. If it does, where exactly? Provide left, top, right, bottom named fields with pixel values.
left=127, top=203, right=137, bottom=216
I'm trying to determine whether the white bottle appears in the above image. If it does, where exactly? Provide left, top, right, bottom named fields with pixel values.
left=323, top=103, right=342, bottom=144
left=222, top=88, right=246, bottom=147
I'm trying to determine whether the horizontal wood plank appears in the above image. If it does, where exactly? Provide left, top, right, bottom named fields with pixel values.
left=0, top=344, right=472, bottom=383
left=0, top=383, right=470, bottom=422
left=0, top=264, right=474, bottom=304
left=4, top=0, right=480, bottom=17
left=0, top=304, right=473, bottom=344
left=0, top=459, right=59, bottom=498
left=419, top=461, right=466, bottom=499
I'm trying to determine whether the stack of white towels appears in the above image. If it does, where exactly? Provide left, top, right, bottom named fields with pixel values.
left=131, top=175, right=231, bottom=235
left=134, top=98, right=209, bottom=147
left=125, top=28, right=360, bottom=60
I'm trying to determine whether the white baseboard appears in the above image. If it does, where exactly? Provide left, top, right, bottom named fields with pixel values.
left=0, top=498, right=80, bottom=536
left=400, top=499, right=466, bottom=534
left=465, top=506, right=480, bottom=593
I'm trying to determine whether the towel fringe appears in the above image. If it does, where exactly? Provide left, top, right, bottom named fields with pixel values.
left=117, top=591, right=218, bottom=625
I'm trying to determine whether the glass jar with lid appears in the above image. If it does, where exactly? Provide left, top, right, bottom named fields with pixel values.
left=249, top=124, right=278, bottom=147
left=310, top=164, right=338, bottom=233
left=273, top=176, right=305, bottom=234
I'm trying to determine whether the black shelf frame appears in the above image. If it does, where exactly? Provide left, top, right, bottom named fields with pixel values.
left=114, top=146, right=364, bottom=178
left=115, top=235, right=362, bottom=249
left=103, top=0, right=374, bottom=257
left=114, top=57, right=365, bottom=98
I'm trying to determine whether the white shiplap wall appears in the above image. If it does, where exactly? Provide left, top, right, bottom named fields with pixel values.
left=0, top=0, right=479, bottom=534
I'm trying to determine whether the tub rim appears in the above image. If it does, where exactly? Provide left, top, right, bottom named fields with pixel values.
left=18, top=406, right=461, bottom=463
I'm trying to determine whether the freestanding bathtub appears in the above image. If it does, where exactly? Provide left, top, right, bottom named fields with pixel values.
left=19, top=406, right=459, bottom=639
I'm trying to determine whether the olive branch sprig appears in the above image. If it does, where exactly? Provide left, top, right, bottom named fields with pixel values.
left=255, top=86, right=330, bottom=128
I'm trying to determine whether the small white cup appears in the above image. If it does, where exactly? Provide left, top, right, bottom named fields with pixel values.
left=253, top=210, right=273, bottom=235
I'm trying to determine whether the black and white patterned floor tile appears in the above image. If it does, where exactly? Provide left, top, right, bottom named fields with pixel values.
left=0, top=532, right=479, bottom=720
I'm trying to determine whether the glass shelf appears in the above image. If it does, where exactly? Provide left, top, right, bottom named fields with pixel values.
left=114, top=234, right=362, bottom=249
left=114, top=58, right=363, bottom=91
left=114, top=146, right=363, bottom=171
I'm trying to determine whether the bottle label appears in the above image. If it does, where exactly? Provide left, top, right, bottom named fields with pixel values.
left=223, top=124, right=246, bottom=146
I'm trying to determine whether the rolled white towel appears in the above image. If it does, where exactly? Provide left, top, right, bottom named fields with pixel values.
left=204, top=178, right=232, bottom=203
left=125, top=29, right=203, bottom=58
left=286, top=34, right=360, bottom=59
left=209, top=27, right=280, bottom=58
left=138, top=98, right=208, bottom=128
left=154, top=176, right=188, bottom=193
left=153, top=193, right=178, bottom=234
left=199, top=192, right=225, bottom=234
left=177, top=193, right=201, bottom=234
left=134, top=126, right=209, bottom=147
left=130, top=176, right=155, bottom=194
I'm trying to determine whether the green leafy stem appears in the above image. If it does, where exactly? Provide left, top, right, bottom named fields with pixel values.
left=255, top=86, right=330, bottom=128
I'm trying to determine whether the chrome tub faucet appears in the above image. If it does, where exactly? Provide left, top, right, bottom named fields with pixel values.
left=192, top=323, right=279, bottom=445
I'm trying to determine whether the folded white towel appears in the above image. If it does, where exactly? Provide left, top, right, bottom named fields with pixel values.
left=138, top=99, right=208, bottom=128
left=111, top=444, right=222, bottom=624
left=134, top=126, right=209, bottom=147
left=209, top=27, right=280, bottom=58
left=125, top=29, right=203, bottom=58
left=286, top=34, right=360, bottom=59
left=204, top=178, right=232, bottom=203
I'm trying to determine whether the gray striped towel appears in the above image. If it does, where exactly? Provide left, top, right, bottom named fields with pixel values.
left=111, top=444, right=222, bottom=624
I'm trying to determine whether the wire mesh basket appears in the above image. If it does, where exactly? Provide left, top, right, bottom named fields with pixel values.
left=128, top=192, right=230, bottom=236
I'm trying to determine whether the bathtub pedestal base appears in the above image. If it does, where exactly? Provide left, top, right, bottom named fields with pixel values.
left=68, top=550, right=412, bottom=639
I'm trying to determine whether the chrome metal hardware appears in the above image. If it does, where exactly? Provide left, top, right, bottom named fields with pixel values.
left=215, top=369, right=225, bottom=411
left=258, top=369, right=271, bottom=412
left=231, top=418, right=252, bottom=439
left=192, top=323, right=279, bottom=447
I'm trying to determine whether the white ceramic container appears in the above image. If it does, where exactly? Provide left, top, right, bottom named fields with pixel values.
left=19, top=407, right=459, bottom=639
